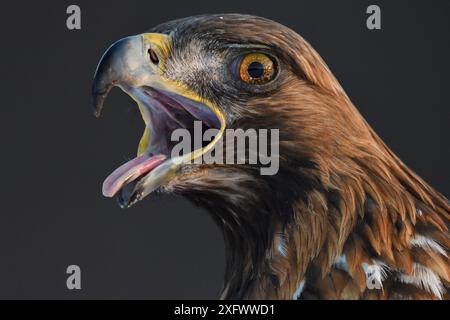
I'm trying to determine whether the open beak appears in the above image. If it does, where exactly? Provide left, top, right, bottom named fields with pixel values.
left=92, top=33, right=225, bottom=208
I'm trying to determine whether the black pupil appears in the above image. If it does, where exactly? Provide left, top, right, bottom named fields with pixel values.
left=247, top=61, right=265, bottom=78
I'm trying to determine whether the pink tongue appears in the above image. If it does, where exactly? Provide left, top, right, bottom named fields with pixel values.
left=102, top=154, right=167, bottom=197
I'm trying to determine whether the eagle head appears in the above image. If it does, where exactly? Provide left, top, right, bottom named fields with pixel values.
left=92, top=14, right=450, bottom=299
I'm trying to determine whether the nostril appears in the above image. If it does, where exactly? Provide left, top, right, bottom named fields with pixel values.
left=148, top=48, right=159, bottom=65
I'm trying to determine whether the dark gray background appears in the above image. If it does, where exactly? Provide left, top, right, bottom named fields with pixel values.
left=0, top=0, right=449, bottom=299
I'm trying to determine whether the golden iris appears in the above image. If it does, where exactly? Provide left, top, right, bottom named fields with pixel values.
left=239, top=53, right=275, bottom=85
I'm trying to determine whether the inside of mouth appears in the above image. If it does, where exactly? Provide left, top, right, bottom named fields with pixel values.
left=102, top=87, right=222, bottom=202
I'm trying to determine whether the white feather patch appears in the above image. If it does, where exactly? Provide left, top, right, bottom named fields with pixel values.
left=362, top=260, right=390, bottom=290
left=398, top=263, right=445, bottom=299
left=292, top=280, right=305, bottom=300
left=410, top=235, right=447, bottom=257
left=334, top=255, right=349, bottom=272
left=275, top=233, right=288, bottom=257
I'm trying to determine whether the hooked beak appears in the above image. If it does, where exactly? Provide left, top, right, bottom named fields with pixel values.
left=92, top=33, right=225, bottom=208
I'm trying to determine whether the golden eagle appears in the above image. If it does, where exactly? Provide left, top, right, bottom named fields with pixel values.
left=92, top=14, right=450, bottom=299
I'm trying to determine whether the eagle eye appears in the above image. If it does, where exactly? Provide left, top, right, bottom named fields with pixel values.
left=238, top=53, right=276, bottom=85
